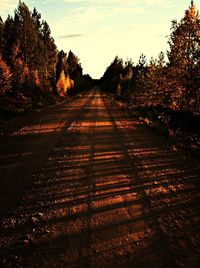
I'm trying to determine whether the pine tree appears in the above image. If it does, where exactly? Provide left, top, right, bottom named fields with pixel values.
left=156, top=51, right=168, bottom=106
left=56, top=50, right=67, bottom=82
left=67, top=50, right=83, bottom=88
left=135, top=54, right=148, bottom=106
left=147, top=57, right=158, bottom=106
left=3, top=15, right=16, bottom=65
left=122, top=61, right=134, bottom=101
left=101, top=56, right=124, bottom=93
left=41, top=20, right=57, bottom=91
left=31, top=7, right=44, bottom=77
left=167, top=1, right=200, bottom=111
left=14, top=1, right=37, bottom=68
left=32, top=7, right=41, bottom=32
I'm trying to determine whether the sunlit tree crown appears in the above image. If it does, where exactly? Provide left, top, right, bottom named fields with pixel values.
left=185, top=0, right=198, bottom=21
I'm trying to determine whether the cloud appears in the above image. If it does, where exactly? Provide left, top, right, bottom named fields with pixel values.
left=53, top=0, right=174, bottom=78
left=57, top=34, right=84, bottom=39
left=63, top=0, right=172, bottom=7
left=52, top=0, right=172, bottom=51
left=59, top=4, right=146, bottom=32
left=112, top=6, right=146, bottom=15
left=52, top=6, right=109, bottom=35
left=60, top=0, right=172, bottom=30
left=66, top=6, right=107, bottom=24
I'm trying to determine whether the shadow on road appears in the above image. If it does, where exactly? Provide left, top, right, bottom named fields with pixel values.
left=0, top=91, right=200, bottom=267
left=0, top=92, right=94, bottom=216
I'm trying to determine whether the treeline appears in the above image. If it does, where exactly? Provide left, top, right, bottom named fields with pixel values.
left=101, top=1, right=200, bottom=114
left=0, top=1, right=92, bottom=115
left=100, top=1, right=200, bottom=153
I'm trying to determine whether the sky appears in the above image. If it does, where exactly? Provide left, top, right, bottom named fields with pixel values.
left=0, top=0, right=199, bottom=78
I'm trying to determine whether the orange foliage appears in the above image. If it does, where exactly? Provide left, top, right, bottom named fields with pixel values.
left=0, top=56, right=12, bottom=95
left=11, top=42, right=30, bottom=88
left=56, top=71, right=74, bottom=96
left=185, top=2, right=197, bottom=21
left=169, top=101, right=178, bottom=110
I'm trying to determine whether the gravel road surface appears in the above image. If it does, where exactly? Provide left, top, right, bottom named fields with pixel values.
left=0, top=88, right=200, bottom=267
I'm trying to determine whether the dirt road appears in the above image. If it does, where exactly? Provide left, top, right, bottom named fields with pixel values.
left=0, top=88, right=200, bottom=267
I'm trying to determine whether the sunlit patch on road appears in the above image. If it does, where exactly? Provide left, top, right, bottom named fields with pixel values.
left=0, top=90, right=199, bottom=267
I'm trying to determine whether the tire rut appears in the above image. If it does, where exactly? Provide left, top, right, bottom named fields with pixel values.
left=0, top=88, right=200, bottom=268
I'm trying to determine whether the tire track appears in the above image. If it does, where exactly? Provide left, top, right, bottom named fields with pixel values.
left=0, top=90, right=96, bottom=217
left=1, top=88, right=199, bottom=268
left=102, top=93, right=200, bottom=267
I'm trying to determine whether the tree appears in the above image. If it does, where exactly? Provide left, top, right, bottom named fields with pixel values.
left=56, top=50, right=67, bottom=82
left=147, top=57, right=158, bottom=105
left=133, top=54, right=148, bottom=105
left=122, top=60, right=134, bottom=100
left=31, top=7, right=44, bottom=77
left=101, top=56, right=124, bottom=93
left=11, top=41, right=30, bottom=90
left=0, top=0, right=88, bottom=99
left=67, top=50, right=83, bottom=88
left=56, top=70, right=74, bottom=96
left=167, top=1, right=200, bottom=111
left=32, top=7, right=41, bottom=32
left=41, top=20, right=57, bottom=91
left=14, top=1, right=37, bottom=68
left=3, top=15, right=16, bottom=65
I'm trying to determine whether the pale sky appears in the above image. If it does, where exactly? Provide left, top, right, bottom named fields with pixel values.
left=0, top=0, right=199, bottom=78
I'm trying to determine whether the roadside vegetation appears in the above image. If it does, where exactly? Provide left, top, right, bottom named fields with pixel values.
left=0, top=1, right=92, bottom=123
left=100, top=1, right=200, bottom=157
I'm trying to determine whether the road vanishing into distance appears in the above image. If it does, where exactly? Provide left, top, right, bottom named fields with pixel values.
left=0, top=88, right=200, bottom=267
